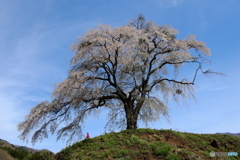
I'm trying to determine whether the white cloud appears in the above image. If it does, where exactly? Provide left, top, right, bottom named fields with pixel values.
left=152, top=0, right=186, bottom=8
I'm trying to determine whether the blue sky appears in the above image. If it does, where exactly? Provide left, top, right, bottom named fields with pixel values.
left=0, top=0, right=239, bottom=153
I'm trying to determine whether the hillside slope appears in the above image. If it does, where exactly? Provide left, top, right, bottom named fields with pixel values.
left=56, top=129, right=240, bottom=160
left=0, top=139, right=55, bottom=160
left=0, top=148, right=14, bottom=160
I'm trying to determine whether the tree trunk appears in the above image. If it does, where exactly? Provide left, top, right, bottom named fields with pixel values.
left=124, top=100, right=138, bottom=130
left=126, top=114, right=137, bottom=129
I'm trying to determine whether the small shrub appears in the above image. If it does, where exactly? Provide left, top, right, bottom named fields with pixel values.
left=155, top=146, right=171, bottom=157
left=125, top=139, right=132, bottom=146
left=129, top=135, right=139, bottom=144
left=149, top=142, right=161, bottom=151
left=138, top=139, right=147, bottom=146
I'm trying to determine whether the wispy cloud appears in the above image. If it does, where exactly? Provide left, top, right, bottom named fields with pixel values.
left=152, top=0, right=186, bottom=8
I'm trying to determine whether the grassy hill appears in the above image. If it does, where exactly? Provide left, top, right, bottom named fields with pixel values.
left=1, top=129, right=239, bottom=159
left=55, top=129, right=240, bottom=160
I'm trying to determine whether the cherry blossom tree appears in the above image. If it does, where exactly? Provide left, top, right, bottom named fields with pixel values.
left=18, top=15, right=220, bottom=144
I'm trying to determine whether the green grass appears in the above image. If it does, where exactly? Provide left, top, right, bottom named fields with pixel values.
left=55, top=128, right=240, bottom=160
left=2, top=128, right=238, bottom=160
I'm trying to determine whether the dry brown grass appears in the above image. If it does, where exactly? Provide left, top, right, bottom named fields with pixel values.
left=0, top=148, right=14, bottom=160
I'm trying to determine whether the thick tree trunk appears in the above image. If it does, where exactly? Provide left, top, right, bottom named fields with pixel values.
left=124, top=96, right=146, bottom=129
left=124, top=100, right=138, bottom=130
left=126, top=114, right=137, bottom=129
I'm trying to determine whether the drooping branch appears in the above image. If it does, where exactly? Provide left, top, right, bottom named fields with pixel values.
left=18, top=101, right=72, bottom=143
left=56, top=104, right=100, bottom=143
left=31, top=104, right=71, bottom=144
